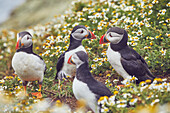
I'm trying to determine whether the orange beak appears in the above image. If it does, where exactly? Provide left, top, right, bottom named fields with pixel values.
left=87, top=30, right=96, bottom=39
left=16, top=38, right=21, bottom=50
left=99, top=34, right=110, bottom=44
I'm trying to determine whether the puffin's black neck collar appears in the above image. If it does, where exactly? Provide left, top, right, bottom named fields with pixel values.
left=110, top=43, right=127, bottom=51
left=76, top=62, right=92, bottom=82
left=68, top=35, right=82, bottom=51
left=16, top=44, right=33, bottom=54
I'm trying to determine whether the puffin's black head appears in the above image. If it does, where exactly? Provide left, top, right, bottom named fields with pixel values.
left=71, top=25, right=96, bottom=41
left=67, top=51, right=88, bottom=67
left=99, top=27, right=128, bottom=47
left=16, top=31, right=33, bottom=50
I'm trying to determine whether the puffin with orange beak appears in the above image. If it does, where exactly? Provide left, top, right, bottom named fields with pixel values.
left=99, top=27, right=155, bottom=83
left=55, top=25, right=96, bottom=80
left=12, top=31, right=46, bottom=98
left=68, top=51, right=112, bottom=113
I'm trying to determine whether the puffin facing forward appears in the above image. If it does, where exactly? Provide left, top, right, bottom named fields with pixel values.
left=12, top=31, right=46, bottom=98
left=55, top=25, right=96, bottom=80
left=99, top=27, right=155, bottom=83
left=68, top=51, right=112, bottom=113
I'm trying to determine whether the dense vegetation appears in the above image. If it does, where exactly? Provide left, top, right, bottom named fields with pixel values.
left=0, top=0, right=169, bottom=112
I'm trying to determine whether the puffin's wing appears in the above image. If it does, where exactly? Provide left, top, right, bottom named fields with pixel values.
left=33, top=53, right=46, bottom=74
left=33, top=53, right=43, bottom=60
left=120, top=47, right=154, bottom=81
left=88, top=80, right=113, bottom=100
left=55, top=52, right=66, bottom=79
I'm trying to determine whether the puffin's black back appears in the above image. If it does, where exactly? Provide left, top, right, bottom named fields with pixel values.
left=120, top=46, right=155, bottom=83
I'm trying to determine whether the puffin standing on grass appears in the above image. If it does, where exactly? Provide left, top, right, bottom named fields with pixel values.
left=99, top=27, right=155, bottom=83
left=12, top=31, right=46, bottom=98
left=55, top=25, right=96, bottom=80
left=68, top=51, right=112, bottom=113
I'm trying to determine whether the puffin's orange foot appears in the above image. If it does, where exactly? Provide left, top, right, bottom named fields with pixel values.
left=24, top=91, right=28, bottom=96
left=117, top=85, right=124, bottom=87
left=31, top=92, right=42, bottom=98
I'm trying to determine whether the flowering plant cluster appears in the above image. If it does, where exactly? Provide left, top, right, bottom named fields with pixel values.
left=98, top=77, right=170, bottom=112
left=0, top=75, right=169, bottom=112
left=0, top=0, right=169, bottom=112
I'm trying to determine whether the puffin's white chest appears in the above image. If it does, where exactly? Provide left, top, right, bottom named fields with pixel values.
left=12, top=52, right=45, bottom=81
left=62, top=46, right=86, bottom=77
left=107, top=45, right=130, bottom=79
left=73, top=77, right=99, bottom=112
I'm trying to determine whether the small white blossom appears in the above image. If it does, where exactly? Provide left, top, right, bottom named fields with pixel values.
left=129, top=98, right=138, bottom=105
left=151, top=99, right=160, bottom=106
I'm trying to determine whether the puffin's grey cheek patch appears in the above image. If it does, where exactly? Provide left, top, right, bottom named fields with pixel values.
left=108, top=32, right=124, bottom=44
left=116, top=34, right=124, bottom=44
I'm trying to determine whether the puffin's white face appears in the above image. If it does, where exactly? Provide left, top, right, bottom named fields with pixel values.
left=21, top=34, right=32, bottom=48
left=71, top=28, right=89, bottom=40
left=18, top=34, right=33, bottom=48
left=105, top=32, right=123, bottom=44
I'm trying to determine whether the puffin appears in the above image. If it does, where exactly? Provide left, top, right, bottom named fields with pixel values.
left=55, top=25, right=96, bottom=80
left=12, top=31, right=46, bottom=98
left=68, top=51, right=113, bottom=113
left=99, top=27, right=155, bottom=83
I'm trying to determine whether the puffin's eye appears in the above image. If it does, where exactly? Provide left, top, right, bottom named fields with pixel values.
left=27, top=37, right=29, bottom=40
left=109, top=33, right=113, bottom=37
left=81, top=30, right=84, bottom=33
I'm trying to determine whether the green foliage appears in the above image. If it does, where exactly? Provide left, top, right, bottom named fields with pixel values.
left=73, top=1, right=87, bottom=12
